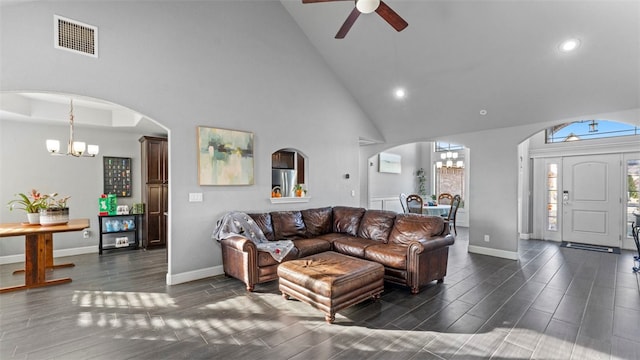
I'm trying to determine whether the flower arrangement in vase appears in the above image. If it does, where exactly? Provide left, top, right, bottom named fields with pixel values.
left=39, top=192, right=71, bottom=226
left=7, top=189, right=45, bottom=224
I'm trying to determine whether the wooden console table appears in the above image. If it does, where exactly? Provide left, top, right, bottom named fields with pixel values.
left=0, top=219, right=90, bottom=293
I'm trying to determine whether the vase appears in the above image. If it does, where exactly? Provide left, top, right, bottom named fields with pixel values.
left=26, top=212, right=40, bottom=225
left=39, top=208, right=69, bottom=226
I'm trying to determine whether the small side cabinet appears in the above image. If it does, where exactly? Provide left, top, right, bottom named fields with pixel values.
left=98, top=214, right=140, bottom=254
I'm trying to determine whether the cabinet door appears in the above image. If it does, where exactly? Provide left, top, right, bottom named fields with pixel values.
left=146, top=139, right=166, bottom=184
left=146, top=184, right=165, bottom=247
left=160, top=184, right=168, bottom=245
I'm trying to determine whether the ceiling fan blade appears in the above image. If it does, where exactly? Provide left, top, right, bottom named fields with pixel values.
left=302, top=0, right=351, bottom=3
left=375, top=1, right=408, bottom=32
left=335, top=7, right=361, bottom=39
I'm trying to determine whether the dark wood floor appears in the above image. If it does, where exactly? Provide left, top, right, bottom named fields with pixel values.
left=1, top=228, right=639, bottom=359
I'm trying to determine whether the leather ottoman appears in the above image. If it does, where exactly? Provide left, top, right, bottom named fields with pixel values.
left=277, top=251, right=384, bottom=323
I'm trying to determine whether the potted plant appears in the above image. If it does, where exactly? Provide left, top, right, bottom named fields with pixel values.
left=7, top=189, right=45, bottom=224
left=39, top=192, right=71, bottom=226
left=415, top=168, right=427, bottom=198
left=293, top=184, right=305, bottom=197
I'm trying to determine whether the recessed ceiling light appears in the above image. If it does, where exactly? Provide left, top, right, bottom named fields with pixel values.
left=394, top=88, right=406, bottom=99
left=559, top=38, right=580, bottom=52
left=479, top=109, right=488, bottom=116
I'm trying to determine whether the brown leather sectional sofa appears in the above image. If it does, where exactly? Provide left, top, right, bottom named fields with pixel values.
left=219, top=206, right=455, bottom=294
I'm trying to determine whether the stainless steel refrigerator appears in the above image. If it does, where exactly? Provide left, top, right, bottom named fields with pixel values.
left=272, top=169, right=296, bottom=197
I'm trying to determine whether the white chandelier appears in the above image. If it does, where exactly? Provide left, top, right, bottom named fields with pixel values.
left=46, top=99, right=99, bottom=157
left=436, top=148, right=463, bottom=169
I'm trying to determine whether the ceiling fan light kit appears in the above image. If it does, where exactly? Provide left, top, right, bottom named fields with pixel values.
left=356, top=0, right=380, bottom=14
left=302, top=0, right=408, bottom=39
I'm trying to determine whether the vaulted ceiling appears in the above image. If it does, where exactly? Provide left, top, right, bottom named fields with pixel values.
left=1, top=1, right=638, bottom=146
left=281, top=0, right=640, bottom=144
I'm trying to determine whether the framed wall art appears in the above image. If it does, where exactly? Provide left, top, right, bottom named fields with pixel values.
left=103, top=156, right=132, bottom=197
left=197, top=126, right=254, bottom=185
left=379, top=152, right=401, bottom=174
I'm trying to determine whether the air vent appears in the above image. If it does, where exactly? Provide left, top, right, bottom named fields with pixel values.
left=54, top=15, right=98, bottom=58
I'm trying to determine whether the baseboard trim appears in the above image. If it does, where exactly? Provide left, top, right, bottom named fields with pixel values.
left=0, top=254, right=24, bottom=265
left=55, top=246, right=97, bottom=257
left=166, top=265, right=224, bottom=285
left=519, top=233, right=531, bottom=240
left=0, top=246, right=97, bottom=265
left=468, top=244, right=519, bottom=260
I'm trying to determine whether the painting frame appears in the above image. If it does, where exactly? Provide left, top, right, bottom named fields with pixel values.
left=197, top=126, right=254, bottom=186
left=103, top=156, right=132, bottom=197
left=379, top=152, right=401, bottom=174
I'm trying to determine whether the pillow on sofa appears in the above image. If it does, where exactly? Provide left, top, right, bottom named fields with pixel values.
left=248, top=213, right=275, bottom=241
left=388, top=214, right=445, bottom=246
left=301, top=207, right=333, bottom=237
left=271, top=211, right=307, bottom=240
left=357, top=210, right=397, bottom=243
left=332, top=206, right=366, bottom=236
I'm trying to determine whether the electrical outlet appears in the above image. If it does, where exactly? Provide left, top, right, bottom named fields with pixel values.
left=484, top=235, right=490, bottom=242
left=351, top=190, right=356, bottom=197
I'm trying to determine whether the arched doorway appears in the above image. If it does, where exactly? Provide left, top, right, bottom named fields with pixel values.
left=0, top=92, right=170, bottom=261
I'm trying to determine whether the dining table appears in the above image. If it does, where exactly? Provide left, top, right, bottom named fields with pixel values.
left=422, top=204, right=451, bottom=216
left=0, top=218, right=90, bottom=293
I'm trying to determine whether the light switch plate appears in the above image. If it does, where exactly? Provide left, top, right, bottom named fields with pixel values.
left=189, top=193, right=203, bottom=202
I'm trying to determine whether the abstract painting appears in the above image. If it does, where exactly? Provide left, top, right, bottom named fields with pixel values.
left=197, top=126, right=254, bottom=185
left=379, top=152, right=401, bottom=173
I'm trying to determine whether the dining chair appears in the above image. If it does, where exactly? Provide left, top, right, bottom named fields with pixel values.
left=406, top=194, right=424, bottom=214
left=399, top=193, right=408, bottom=214
left=444, top=195, right=462, bottom=235
left=437, top=193, right=453, bottom=205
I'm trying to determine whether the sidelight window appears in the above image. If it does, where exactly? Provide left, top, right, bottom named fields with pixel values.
left=627, top=159, right=640, bottom=237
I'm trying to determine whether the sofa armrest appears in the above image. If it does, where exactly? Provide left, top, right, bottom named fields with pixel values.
left=219, top=235, right=259, bottom=292
left=404, top=234, right=455, bottom=255
left=417, top=234, right=455, bottom=252
left=405, top=234, right=455, bottom=293
left=220, top=235, right=257, bottom=253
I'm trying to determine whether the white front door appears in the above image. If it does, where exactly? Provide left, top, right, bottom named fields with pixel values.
left=562, top=154, right=622, bottom=247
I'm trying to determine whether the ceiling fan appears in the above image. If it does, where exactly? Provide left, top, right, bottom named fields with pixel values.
left=302, top=0, right=408, bottom=39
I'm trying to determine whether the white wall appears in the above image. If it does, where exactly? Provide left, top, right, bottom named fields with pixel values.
left=0, top=1, right=383, bottom=282
left=0, top=120, right=144, bottom=258
left=368, top=142, right=432, bottom=200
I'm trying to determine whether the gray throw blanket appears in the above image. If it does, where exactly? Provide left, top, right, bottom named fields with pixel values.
left=212, top=211, right=294, bottom=262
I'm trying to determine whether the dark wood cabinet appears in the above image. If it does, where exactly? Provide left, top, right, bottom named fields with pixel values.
left=142, top=137, right=168, bottom=184
left=140, top=136, right=168, bottom=249
left=145, top=183, right=167, bottom=248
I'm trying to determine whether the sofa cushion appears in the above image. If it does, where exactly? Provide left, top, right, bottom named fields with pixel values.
left=388, top=214, right=445, bottom=246
left=301, top=207, right=333, bottom=237
left=248, top=213, right=274, bottom=241
left=292, top=238, right=332, bottom=258
left=364, top=243, right=408, bottom=270
left=332, top=236, right=379, bottom=258
left=357, top=210, right=397, bottom=243
left=313, top=233, right=354, bottom=246
left=332, top=206, right=366, bottom=236
left=271, top=211, right=307, bottom=240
